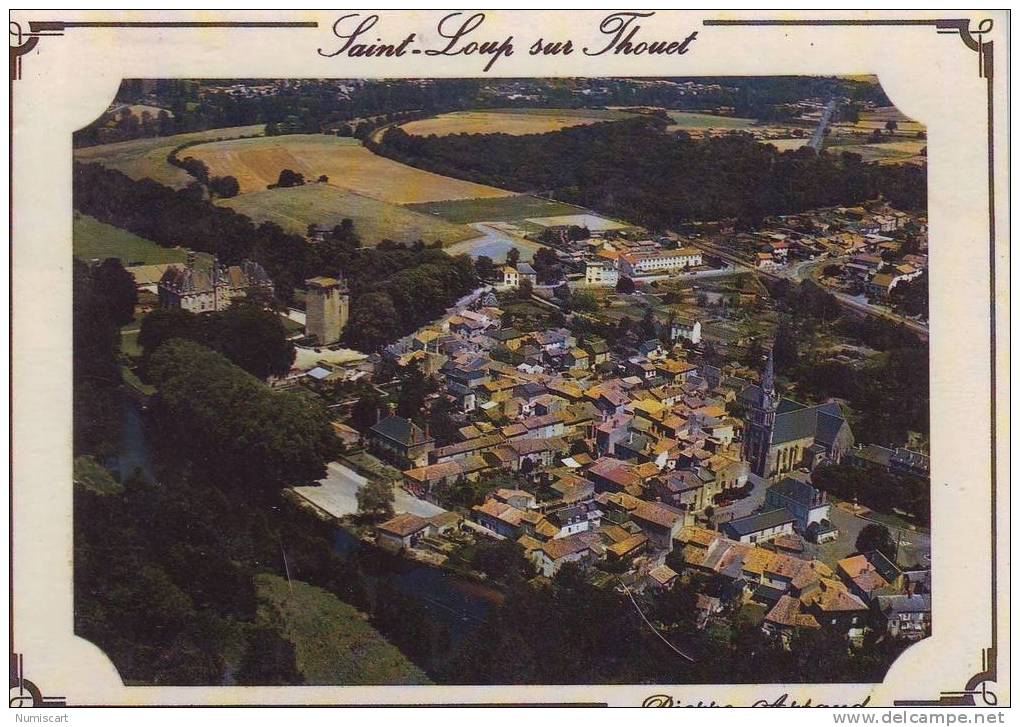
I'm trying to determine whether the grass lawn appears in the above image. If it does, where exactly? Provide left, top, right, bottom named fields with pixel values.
left=406, top=195, right=582, bottom=225
left=219, top=184, right=478, bottom=246
left=120, top=329, right=142, bottom=358
left=73, top=456, right=124, bottom=495
left=255, top=573, right=431, bottom=685
left=736, top=602, right=768, bottom=627
left=73, top=212, right=187, bottom=265
left=342, top=451, right=403, bottom=484
left=187, top=134, right=513, bottom=202
left=73, top=124, right=265, bottom=188
left=666, top=111, right=757, bottom=129
left=399, top=108, right=634, bottom=137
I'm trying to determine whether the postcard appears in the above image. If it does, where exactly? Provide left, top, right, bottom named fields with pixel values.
left=8, top=8, right=1009, bottom=709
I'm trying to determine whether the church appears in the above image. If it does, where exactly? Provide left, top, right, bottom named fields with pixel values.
left=740, top=350, right=854, bottom=480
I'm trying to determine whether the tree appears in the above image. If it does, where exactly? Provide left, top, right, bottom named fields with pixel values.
left=148, top=339, right=336, bottom=491
left=273, top=169, right=305, bottom=189
left=93, top=257, right=138, bottom=326
left=341, top=292, right=401, bottom=352
left=350, top=391, right=384, bottom=432
left=211, top=301, right=296, bottom=379
left=470, top=540, right=534, bottom=583
left=396, top=361, right=433, bottom=421
left=208, top=175, right=240, bottom=198
left=885, top=119, right=899, bottom=133
left=772, top=317, right=798, bottom=372
left=138, top=303, right=295, bottom=380
left=640, top=309, right=658, bottom=340
left=475, top=255, right=497, bottom=281
left=317, top=174, right=329, bottom=183
left=73, top=259, right=122, bottom=457
left=505, top=247, right=520, bottom=268
left=356, top=479, right=394, bottom=522
left=571, top=290, right=599, bottom=313
left=616, top=276, right=636, bottom=294
left=517, top=277, right=534, bottom=300
left=855, top=523, right=898, bottom=562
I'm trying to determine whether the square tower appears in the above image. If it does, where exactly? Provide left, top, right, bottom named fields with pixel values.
left=305, top=276, right=349, bottom=345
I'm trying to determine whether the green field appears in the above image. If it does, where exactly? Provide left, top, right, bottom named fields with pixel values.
left=255, top=573, right=431, bottom=685
left=666, top=111, right=757, bottom=129
left=406, top=195, right=581, bottom=224
left=73, top=212, right=187, bottom=265
left=400, top=107, right=634, bottom=137
left=72, top=124, right=265, bottom=188
left=220, top=184, right=480, bottom=246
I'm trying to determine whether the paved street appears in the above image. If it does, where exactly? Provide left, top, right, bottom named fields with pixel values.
left=291, top=461, right=445, bottom=520
left=713, top=473, right=767, bottom=522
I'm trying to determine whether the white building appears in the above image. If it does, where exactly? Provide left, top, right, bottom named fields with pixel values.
left=619, top=247, right=703, bottom=277
left=670, top=316, right=702, bottom=345
left=584, top=260, right=619, bottom=287
left=502, top=266, right=520, bottom=288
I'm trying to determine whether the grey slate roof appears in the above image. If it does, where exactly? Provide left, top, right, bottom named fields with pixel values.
left=875, top=593, right=931, bottom=615
left=370, top=416, right=430, bottom=447
left=723, top=508, right=796, bottom=538
left=770, top=477, right=823, bottom=507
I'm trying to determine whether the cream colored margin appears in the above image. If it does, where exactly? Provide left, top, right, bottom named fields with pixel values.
left=9, top=8, right=1010, bottom=707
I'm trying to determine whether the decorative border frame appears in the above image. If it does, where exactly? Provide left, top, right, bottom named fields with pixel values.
left=8, top=14, right=1002, bottom=707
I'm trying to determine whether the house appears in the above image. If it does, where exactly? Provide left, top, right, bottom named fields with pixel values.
left=368, top=415, right=435, bottom=468
left=764, top=477, right=832, bottom=531
left=517, top=262, right=538, bottom=284
left=584, top=259, right=619, bottom=287
left=493, top=488, right=537, bottom=510
left=721, top=509, right=796, bottom=544
left=583, top=338, right=610, bottom=365
left=472, top=499, right=528, bottom=538
left=763, top=595, right=820, bottom=643
left=531, top=531, right=603, bottom=577
left=375, top=513, right=431, bottom=552
left=800, top=578, right=870, bottom=640
left=502, top=266, right=520, bottom=288
left=646, top=564, right=679, bottom=590
left=669, top=316, right=702, bottom=345
left=837, top=554, right=892, bottom=603
left=427, top=511, right=464, bottom=536
left=873, top=593, right=932, bottom=640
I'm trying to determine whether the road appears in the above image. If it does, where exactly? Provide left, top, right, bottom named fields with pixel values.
left=291, top=461, right=445, bottom=520
left=690, top=239, right=928, bottom=339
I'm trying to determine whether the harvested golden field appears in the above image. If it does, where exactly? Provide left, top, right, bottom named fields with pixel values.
left=399, top=108, right=633, bottom=137
left=836, top=106, right=925, bottom=135
left=220, top=184, right=479, bottom=246
left=187, top=134, right=514, bottom=203
left=72, top=125, right=264, bottom=188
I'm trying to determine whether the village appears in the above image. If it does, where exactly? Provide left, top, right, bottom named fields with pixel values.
left=70, top=74, right=936, bottom=684
left=144, top=196, right=931, bottom=651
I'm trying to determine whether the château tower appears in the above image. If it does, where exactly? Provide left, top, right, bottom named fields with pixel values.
left=305, top=275, right=349, bottom=345
left=743, top=348, right=778, bottom=477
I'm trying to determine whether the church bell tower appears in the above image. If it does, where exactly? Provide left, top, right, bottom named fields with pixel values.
left=744, top=348, right=777, bottom=477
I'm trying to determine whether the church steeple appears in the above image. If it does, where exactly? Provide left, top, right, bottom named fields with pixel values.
left=762, top=347, right=776, bottom=395
left=744, top=347, right=778, bottom=478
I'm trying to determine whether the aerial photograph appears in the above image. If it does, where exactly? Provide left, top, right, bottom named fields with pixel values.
left=71, top=76, right=931, bottom=686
